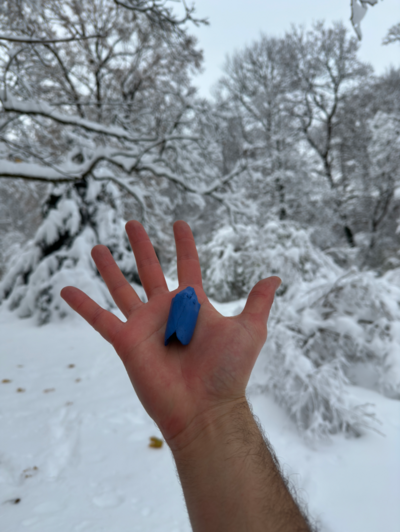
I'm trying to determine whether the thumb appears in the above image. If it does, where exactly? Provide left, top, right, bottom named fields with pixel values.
left=241, top=276, right=281, bottom=323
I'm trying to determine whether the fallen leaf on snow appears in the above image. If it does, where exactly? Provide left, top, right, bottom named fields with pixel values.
left=149, top=436, right=163, bottom=449
left=3, top=498, right=21, bottom=505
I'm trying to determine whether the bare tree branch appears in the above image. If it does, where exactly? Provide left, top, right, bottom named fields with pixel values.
left=113, top=0, right=208, bottom=28
left=383, top=22, right=400, bottom=45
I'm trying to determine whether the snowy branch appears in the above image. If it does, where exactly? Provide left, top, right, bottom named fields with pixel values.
left=0, top=34, right=102, bottom=44
left=0, top=161, right=78, bottom=183
left=1, top=93, right=199, bottom=145
left=201, top=163, right=248, bottom=195
left=93, top=174, right=147, bottom=223
left=1, top=94, right=157, bottom=143
left=136, top=160, right=246, bottom=195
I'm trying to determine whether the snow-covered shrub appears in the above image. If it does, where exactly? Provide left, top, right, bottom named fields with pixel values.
left=264, top=269, right=400, bottom=438
left=198, top=220, right=400, bottom=438
left=198, top=220, right=341, bottom=301
left=0, top=179, right=140, bottom=324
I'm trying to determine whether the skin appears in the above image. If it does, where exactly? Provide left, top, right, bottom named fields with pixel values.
left=61, top=220, right=312, bottom=532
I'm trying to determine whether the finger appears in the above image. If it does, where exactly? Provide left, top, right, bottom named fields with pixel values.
left=60, top=286, right=124, bottom=345
left=173, top=220, right=203, bottom=287
left=91, top=245, right=142, bottom=318
left=241, top=277, right=281, bottom=323
left=125, top=220, right=168, bottom=299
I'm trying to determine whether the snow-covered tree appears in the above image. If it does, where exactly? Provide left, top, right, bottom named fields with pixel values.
left=215, top=35, right=306, bottom=223
left=284, top=22, right=372, bottom=246
left=331, top=68, right=400, bottom=269
left=361, top=111, right=400, bottom=265
left=0, top=179, right=142, bottom=324
left=0, top=0, right=243, bottom=321
left=212, top=22, right=379, bottom=251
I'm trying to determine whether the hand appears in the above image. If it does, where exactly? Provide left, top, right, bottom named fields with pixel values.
left=61, top=221, right=280, bottom=450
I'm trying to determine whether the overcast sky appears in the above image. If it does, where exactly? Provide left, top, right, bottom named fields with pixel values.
left=188, top=0, right=400, bottom=97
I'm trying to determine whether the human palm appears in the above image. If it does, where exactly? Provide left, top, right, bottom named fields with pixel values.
left=61, top=221, right=280, bottom=448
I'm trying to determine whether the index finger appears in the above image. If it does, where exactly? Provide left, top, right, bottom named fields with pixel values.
left=60, top=286, right=124, bottom=345
left=173, top=221, right=203, bottom=287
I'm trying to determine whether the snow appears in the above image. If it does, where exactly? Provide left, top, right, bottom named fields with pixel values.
left=1, top=298, right=400, bottom=532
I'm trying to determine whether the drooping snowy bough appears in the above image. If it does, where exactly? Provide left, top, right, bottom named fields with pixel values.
left=268, top=268, right=400, bottom=439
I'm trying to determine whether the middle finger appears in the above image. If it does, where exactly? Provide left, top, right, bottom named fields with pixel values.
left=125, top=220, right=169, bottom=299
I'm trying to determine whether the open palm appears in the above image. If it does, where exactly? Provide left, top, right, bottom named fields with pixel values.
left=61, top=221, right=280, bottom=449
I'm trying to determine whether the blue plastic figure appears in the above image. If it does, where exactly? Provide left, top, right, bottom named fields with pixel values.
left=164, top=286, right=201, bottom=346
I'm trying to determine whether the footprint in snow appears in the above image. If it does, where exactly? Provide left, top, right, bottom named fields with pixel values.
left=42, top=407, right=80, bottom=479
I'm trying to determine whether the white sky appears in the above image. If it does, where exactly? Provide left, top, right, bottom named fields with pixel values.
left=189, top=0, right=400, bottom=97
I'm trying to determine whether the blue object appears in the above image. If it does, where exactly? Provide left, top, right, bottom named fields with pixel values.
left=164, top=286, right=201, bottom=346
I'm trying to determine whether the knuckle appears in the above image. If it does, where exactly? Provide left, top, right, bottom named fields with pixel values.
left=137, top=256, right=159, bottom=269
left=109, top=325, right=124, bottom=349
left=90, top=307, right=105, bottom=330
left=112, top=281, right=127, bottom=297
left=178, top=253, right=198, bottom=262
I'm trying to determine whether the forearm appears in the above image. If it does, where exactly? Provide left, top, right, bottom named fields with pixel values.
left=170, top=400, right=312, bottom=532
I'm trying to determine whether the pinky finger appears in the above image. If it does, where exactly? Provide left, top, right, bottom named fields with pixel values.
left=61, top=286, right=124, bottom=345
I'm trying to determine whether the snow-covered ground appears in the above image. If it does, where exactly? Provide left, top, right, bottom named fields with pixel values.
left=1, top=299, right=400, bottom=532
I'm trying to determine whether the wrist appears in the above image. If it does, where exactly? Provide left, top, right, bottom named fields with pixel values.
left=167, top=397, right=252, bottom=457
